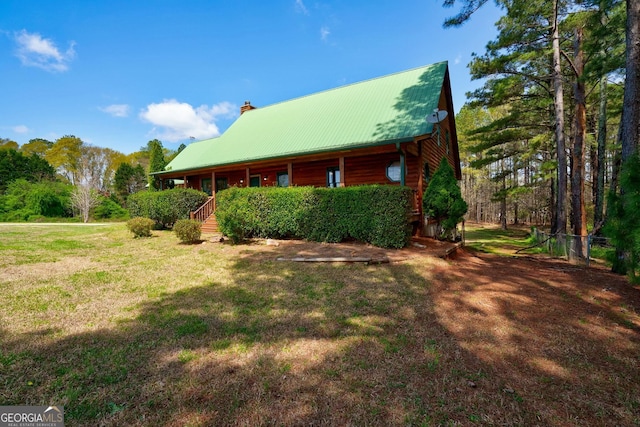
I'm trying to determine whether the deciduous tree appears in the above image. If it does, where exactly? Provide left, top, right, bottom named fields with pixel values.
left=0, top=138, right=19, bottom=151
left=70, top=184, right=101, bottom=223
left=46, top=135, right=83, bottom=184
left=20, top=138, right=53, bottom=157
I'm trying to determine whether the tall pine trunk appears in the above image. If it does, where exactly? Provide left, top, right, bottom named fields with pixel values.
left=621, top=0, right=640, bottom=162
left=594, top=75, right=607, bottom=232
left=612, top=0, right=640, bottom=274
left=571, top=26, right=588, bottom=257
left=593, top=1, right=609, bottom=233
left=552, top=0, right=567, bottom=235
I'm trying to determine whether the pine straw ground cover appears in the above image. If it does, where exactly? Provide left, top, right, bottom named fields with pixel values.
left=0, top=223, right=639, bottom=426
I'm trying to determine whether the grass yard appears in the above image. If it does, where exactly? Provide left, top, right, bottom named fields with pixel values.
left=0, top=223, right=639, bottom=426
left=463, top=223, right=536, bottom=255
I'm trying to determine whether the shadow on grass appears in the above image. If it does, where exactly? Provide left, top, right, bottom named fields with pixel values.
left=1, top=243, right=639, bottom=426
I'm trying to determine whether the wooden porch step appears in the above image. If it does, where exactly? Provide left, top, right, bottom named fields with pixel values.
left=201, top=214, right=219, bottom=233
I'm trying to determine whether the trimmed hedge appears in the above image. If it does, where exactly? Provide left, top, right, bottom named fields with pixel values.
left=127, top=188, right=209, bottom=229
left=215, top=185, right=412, bottom=248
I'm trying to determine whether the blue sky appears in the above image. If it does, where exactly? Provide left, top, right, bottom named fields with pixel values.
left=0, top=1, right=501, bottom=154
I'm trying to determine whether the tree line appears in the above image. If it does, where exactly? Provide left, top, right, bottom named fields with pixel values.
left=0, top=136, right=183, bottom=222
left=445, top=0, right=639, bottom=276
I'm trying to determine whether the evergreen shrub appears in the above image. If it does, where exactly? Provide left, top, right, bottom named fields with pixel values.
left=605, top=153, right=640, bottom=282
left=215, top=185, right=412, bottom=248
left=127, top=188, right=208, bottom=228
left=174, top=219, right=202, bottom=244
left=127, top=217, right=155, bottom=238
left=422, top=158, right=468, bottom=240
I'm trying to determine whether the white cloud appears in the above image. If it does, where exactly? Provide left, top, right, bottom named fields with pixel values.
left=320, top=26, right=330, bottom=42
left=454, top=54, right=462, bottom=65
left=295, top=0, right=309, bottom=15
left=14, top=30, right=76, bottom=72
left=140, top=99, right=237, bottom=142
left=12, top=125, right=29, bottom=134
left=100, top=104, right=130, bottom=118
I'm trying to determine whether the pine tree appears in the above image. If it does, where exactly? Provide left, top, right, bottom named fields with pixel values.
left=147, top=139, right=166, bottom=191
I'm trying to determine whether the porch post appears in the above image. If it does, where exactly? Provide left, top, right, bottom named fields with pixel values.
left=339, top=156, right=345, bottom=187
left=246, top=168, right=250, bottom=187
left=288, top=162, right=293, bottom=186
left=183, top=175, right=187, bottom=189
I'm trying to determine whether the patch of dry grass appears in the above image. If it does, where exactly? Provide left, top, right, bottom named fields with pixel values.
left=0, top=223, right=638, bottom=426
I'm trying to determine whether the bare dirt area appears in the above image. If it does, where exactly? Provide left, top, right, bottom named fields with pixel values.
left=206, top=234, right=460, bottom=263
left=434, top=249, right=640, bottom=424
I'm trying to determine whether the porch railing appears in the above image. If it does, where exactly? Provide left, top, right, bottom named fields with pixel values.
left=190, top=197, right=215, bottom=222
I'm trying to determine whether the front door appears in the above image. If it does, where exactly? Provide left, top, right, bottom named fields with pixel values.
left=215, top=178, right=228, bottom=193
left=202, top=178, right=212, bottom=196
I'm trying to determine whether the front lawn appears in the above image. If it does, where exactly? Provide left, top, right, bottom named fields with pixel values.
left=1, top=224, right=638, bottom=426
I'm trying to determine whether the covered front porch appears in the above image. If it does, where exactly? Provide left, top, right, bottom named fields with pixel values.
left=158, top=141, right=433, bottom=234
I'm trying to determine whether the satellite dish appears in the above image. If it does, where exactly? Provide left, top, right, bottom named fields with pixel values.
left=426, top=109, right=448, bottom=124
left=426, top=109, right=448, bottom=147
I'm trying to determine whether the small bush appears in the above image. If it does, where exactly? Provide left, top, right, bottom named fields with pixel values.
left=174, top=219, right=202, bottom=244
left=127, top=217, right=155, bottom=238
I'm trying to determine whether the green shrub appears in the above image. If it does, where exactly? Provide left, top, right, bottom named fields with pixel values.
left=423, top=158, right=468, bottom=240
left=215, top=185, right=412, bottom=248
left=126, top=217, right=155, bottom=238
left=174, top=219, right=202, bottom=244
left=0, top=179, right=72, bottom=221
left=127, top=188, right=209, bottom=228
left=93, top=195, right=129, bottom=220
left=605, top=153, right=640, bottom=281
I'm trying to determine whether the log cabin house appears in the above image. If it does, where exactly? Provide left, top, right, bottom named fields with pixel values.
left=154, top=61, right=461, bottom=234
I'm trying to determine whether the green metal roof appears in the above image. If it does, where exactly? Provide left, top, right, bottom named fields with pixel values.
left=163, top=61, right=448, bottom=174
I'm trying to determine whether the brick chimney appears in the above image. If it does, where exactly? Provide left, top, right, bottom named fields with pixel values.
left=240, top=101, right=256, bottom=115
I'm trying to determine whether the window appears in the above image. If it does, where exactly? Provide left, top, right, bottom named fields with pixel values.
left=423, top=162, right=431, bottom=186
left=386, top=161, right=402, bottom=182
left=327, top=167, right=340, bottom=188
left=277, top=171, right=289, bottom=187
left=249, top=175, right=261, bottom=187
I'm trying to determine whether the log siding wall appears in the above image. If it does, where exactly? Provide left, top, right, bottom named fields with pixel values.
left=175, top=140, right=457, bottom=194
